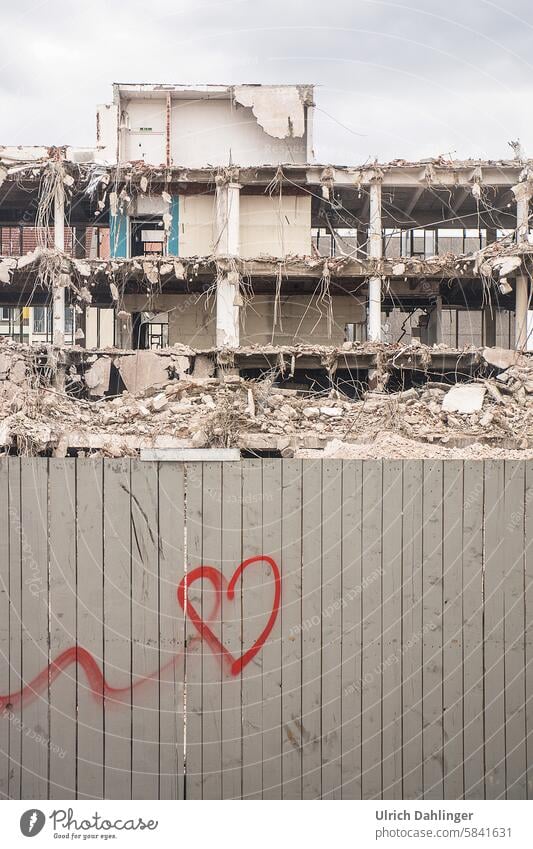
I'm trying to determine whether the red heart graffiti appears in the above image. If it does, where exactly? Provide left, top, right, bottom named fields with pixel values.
left=177, top=556, right=281, bottom=676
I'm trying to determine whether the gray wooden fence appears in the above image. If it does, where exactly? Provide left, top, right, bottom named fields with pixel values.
left=0, top=458, right=531, bottom=800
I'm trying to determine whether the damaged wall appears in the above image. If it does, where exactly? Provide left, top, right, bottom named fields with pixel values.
left=106, top=85, right=312, bottom=167
left=123, top=292, right=364, bottom=347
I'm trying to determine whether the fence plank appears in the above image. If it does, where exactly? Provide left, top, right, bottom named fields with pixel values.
left=220, top=462, right=242, bottom=799
left=401, top=460, right=423, bottom=799
left=321, top=460, right=342, bottom=799
left=184, top=463, right=203, bottom=798
left=525, top=460, right=533, bottom=800
left=103, top=458, right=132, bottom=799
left=201, top=462, right=223, bottom=800
left=442, top=460, right=464, bottom=800
left=76, top=459, right=104, bottom=800
left=341, top=460, right=362, bottom=800
left=301, top=460, right=322, bottom=799
left=484, top=459, right=506, bottom=799
left=20, top=458, right=49, bottom=799
left=261, top=459, right=282, bottom=799
left=422, top=460, right=444, bottom=799
left=0, top=461, right=10, bottom=798
left=503, top=460, right=527, bottom=799
left=131, top=460, right=159, bottom=799
left=280, top=459, right=302, bottom=799
left=7, top=458, right=22, bottom=798
left=361, top=461, right=382, bottom=799
left=381, top=460, right=403, bottom=799
left=158, top=462, right=185, bottom=800
left=241, top=459, right=264, bottom=799
left=48, top=460, right=77, bottom=798
left=462, top=460, right=485, bottom=800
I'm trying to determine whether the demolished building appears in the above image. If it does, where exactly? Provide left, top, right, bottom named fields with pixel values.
left=0, top=82, right=532, bottom=456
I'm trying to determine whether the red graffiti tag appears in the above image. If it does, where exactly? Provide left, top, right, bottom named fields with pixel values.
left=178, top=555, right=281, bottom=676
left=0, top=556, right=280, bottom=711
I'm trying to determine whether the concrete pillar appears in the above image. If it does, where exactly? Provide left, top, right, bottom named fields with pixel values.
left=367, top=180, right=382, bottom=341
left=52, top=178, right=66, bottom=346
left=427, top=296, right=443, bottom=346
left=214, top=177, right=241, bottom=348
left=513, top=182, right=531, bottom=350
left=483, top=306, right=497, bottom=347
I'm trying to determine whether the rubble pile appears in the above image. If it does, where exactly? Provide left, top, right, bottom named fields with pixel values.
left=0, top=341, right=531, bottom=458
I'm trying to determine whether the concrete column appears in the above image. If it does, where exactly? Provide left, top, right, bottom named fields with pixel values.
left=513, top=182, right=531, bottom=350
left=427, top=296, right=443, bottom=346
left=52, top=178, right=66, bottom=346
left=214, top=178, right=241, bottom=348
left=483, top=306, right=497, bottom=347
left=367, top=180, right=382, bottom=341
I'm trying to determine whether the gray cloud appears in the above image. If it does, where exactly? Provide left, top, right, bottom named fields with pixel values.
left=0, top=0, right=532, bottom=162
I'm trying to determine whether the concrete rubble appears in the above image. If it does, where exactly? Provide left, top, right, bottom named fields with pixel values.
left=0, top=340, right=531, bottom=459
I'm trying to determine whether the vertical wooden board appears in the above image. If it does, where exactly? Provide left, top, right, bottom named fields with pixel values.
left=7, top=458, right=22, bottom=799
left=442, top=461, right=464, bottom=800
left=381, top=460, right=403, bottom=799
left=184, top=462, right=203, bottom=799
left=158, top=462, right=185, bottom=800
left=525, top=461, right=533, bottom=800
left=321, top=460, right=342, bottom=799
left=503, top=461, right=526, bottom=799
left=103, top=458, right=132, bottom=800
left=401, top=461, right=423, bottom=799
left=261, top=460, right=282, bottom=799
left=280, top=459, right=302, bottom=799
left=76, top=459, right=104, bottom=800
left=341, top=460, right=362, bottom=800
left=48, top=460, right=77, bottom=798
left=220, top=462, right=242, bottom=799
left=241, top=460, right=265, bottom=799
left=130, top=460, right=159, bottom=799
left=484, top=460, right=506, bottom=799
left=200, top=462, right=222, bottom=800
left=462, top=461, right=484, bottom=800
left=20, top=458, right=49, bottom=799
left=301, top=460, right=322, bottom=799
left=0, top=461, right=10, bottom=798
left=361, top=461, right=383, bottom=799
left=421, top=460, right=444, bottom=799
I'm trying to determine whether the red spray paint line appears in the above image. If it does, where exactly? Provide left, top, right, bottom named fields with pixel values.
left=0, top=556, right=280, bottom=710
left=178, top=555, right=281, bottom=676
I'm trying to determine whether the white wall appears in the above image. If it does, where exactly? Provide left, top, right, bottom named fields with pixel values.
left=178, top=195, right=215, bottom=257
left=240, top=195, right=311, bottom=257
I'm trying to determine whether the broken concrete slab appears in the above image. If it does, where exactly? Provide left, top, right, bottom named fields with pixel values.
left=442, top=383, right=486, bottom=414
left=482, top=346, right=522, bottom=370
left=85, top=355, right=111, bottom=397
left=116, top=350, right=170, bottom=395
left=9, top=359, right=27, bottom=385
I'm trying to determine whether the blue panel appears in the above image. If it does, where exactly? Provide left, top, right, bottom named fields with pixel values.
left=109, top=208, right=128, bottom=258
left=167, top=195, right=179, bottom=256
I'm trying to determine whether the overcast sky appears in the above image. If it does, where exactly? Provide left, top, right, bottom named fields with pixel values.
left=1, top=0, right=532, bottom=163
